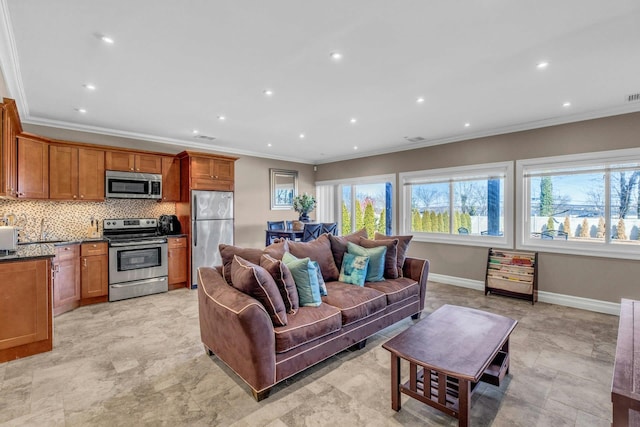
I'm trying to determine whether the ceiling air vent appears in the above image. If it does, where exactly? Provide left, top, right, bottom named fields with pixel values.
left=193, top=134, right=216, bottom=141
left=627, top=93, right=640, bottom=103
left=404, top=136, right=426, bottom=143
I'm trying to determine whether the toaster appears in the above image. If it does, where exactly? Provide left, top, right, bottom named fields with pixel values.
left=0, top=226, right=19, bottom=251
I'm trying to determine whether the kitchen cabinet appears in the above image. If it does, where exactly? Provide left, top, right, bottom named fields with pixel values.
left=168, top=236, right=187, bottom=289
left=106, top=151, right=162, bottom=174
left=0, top=258, right=52, bottom=363
left=17, top=134, right=49, bottom=199
left=178, top=151, right=237, bottom=195
left=80, top=242, right=108, bottom=304
left=0, top=98, right=22, bottom=198
left=161, top=156, right=181, bottom=202
left=49, top=145, right=105, bottom=201
left=52, top=244, right=81, bottom=316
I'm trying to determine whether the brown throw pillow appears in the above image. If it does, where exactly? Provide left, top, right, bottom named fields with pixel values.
left=328, top=228, right=368, bottom=270
left=260, top=254, right=299, bottom=314
left=358, top=237, right=399, bottom=279
left=219, top=244, right=264, bottom=284
left=287, top=234, right=340, bottom=281
left=263, top=239, right=288, bottom=260
left=374, top=232, right=413, bottom=277
left=230, top=255, right=287, bottom=326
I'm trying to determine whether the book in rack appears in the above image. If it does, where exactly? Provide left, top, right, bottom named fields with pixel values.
left=485, top=248, right=538, bottom=304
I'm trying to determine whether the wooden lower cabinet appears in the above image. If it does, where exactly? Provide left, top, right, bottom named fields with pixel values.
left=168, top=236, right=187, bottom=289
left=0, top=258, right=52, bottom=363
left=52, top=244, right=81, bottom=316
left=80, top=242, right=108, bottom=304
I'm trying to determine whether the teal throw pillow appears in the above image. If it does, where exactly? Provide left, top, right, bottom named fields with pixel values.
left=282, top=252, right=321, bottom=307
left=347, top=241, right=386, bottom=282
left=339, top=252, right=370, bottom=286
left=310, top=260, right=327, bottom=296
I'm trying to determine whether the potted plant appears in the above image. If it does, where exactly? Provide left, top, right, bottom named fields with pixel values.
left=293, top=193, right=316, bottom=222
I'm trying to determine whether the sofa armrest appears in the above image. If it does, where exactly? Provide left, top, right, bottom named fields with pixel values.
left=197, top=267, right=276, bottom=394
left=403, top=257, right=430, bottom=312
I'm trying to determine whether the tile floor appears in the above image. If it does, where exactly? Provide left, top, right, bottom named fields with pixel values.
left=0, top=282, right=618, bottom=426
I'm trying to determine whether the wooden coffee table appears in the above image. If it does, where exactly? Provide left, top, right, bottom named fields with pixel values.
left=382, top=304, right=517, bottom=427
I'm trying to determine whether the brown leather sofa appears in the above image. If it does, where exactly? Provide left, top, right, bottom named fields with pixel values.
left=197, top=233, right=430, bottom=401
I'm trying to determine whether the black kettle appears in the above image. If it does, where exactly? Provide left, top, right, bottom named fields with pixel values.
left=158, top=215, right=181, bottom=235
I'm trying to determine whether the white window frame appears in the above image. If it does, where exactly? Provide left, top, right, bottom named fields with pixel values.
left=399, top=161, right=513, bottom=248
left=316, top=173, right=396, bottom=234
left=517, top=147, right=640, bottom=260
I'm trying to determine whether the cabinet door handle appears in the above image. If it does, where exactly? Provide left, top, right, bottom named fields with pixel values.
left=83, top=258, right=87, bottom=267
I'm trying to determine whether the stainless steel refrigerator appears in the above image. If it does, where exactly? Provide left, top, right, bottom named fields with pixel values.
left=191, top=190, right=234, bottom=288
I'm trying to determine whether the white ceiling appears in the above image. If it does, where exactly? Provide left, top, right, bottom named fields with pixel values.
left=1, top=1, right=639, bottom=164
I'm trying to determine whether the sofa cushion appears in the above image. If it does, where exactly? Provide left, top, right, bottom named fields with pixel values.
left=365, top=276, right=420, bottom=305
left=374, top=232, right=413, bottom=277
left=347, top=241, right=386, bottom=282
left=287, top=234, right=340, bottom=282
left=310, top=260, right=328, bottom=296
left=219, top=244, right=264, bottom=284
left=339, top=253, right=369, bottom=286
left=323, top=281, right=387, bottom=326
left=260, top=254, right=299, bottom=313
left=282, top=252, right=322, bottom=307
left=274, top=304, right=342, bottom=353
left=328, top=228, right=368, bottom=270
left=230, top=256, right=287, bottom=326
left=358, top=237, right=399, bottom=279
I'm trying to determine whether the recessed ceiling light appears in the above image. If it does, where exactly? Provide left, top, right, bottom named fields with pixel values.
left=267, top=143, right=272, bottom=147
left=536, top=61, right=549, bottom=69
left=416, top=97, right=425, bottom=104
left=299, top=133, right=305, bottom=139
left=83, top=84, right=96, bottom=91
left=217, top=115, right=226, bottom=121
left=263, top=89, right=274, bottom=96
left=101, top=36, right=114, bottom=44
left=353, top=146, right=358, bottom=150
left=562, top=101, right=571, bottom=107
left=74, top=108, right=87, bottom=114
left=192, top=130, right=199, bottom=134
left=350, top=118, right=357, bottom=124
left=330, top=52, right=343, bottom=61
left=464, top=122, right=471, bottom=127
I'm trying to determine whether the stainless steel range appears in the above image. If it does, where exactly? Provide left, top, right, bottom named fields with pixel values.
left=103, top=218, right=168, bottom=302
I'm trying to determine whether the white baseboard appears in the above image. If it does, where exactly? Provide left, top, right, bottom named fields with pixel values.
left=428, top=273, right=620, bottom=316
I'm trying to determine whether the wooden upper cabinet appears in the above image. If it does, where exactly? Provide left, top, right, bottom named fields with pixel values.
left=1, top=98, right=22, bottom=198
left=184, top=153, right=236, bottom=191
left=161, top=156, right=180, bottom=202
left=106, top=151, right=162, bottom=174
left=78, top=148, right=105, bottom=200
left=17, top=135, right=49, bottom=199
left=50, top=145, right=104, bottom=201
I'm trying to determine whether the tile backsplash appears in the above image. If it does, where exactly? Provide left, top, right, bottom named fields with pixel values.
left=0, top=199, right=175, bottom=241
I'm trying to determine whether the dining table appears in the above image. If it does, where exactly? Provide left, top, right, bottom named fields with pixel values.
left=265, top=229, right=303, bottom=246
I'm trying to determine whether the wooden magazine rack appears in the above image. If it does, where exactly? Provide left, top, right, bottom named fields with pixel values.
left=485, top=248, right=538, bottom=304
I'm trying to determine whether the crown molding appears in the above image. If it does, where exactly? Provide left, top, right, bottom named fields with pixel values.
left=0, top=0, right=28, bottom=114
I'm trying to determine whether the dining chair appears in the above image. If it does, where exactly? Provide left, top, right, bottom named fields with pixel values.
left=302, top=223, right=323, bottom=242
left=285, top=220, right=294, bottom=230
left=457, top=227, right=469, bottom=234
left=267, top=221, right=285, bottom=230
left=321, top=222, right=338, bottom=235
left=266, top=221, right=286, bottom=245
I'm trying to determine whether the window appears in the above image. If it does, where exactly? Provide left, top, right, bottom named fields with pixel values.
left=517, top=148, right=640, bottom=259
left=316, top=174, right=395, bottom=237
left=400, top=162, right=513, bottom=247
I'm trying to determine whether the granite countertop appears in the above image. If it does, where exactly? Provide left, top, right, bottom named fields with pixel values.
left=0, top=238, right=109, bottom=262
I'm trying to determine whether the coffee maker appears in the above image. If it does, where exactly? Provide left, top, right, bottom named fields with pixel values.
left=158, top=215, right=181, bottom=235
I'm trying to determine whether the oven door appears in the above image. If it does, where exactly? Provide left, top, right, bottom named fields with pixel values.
left=109, top=241, right=168, bottom=285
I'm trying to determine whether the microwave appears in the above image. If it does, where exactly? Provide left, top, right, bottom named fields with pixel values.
left=105, top=170, right=162, bottom=199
